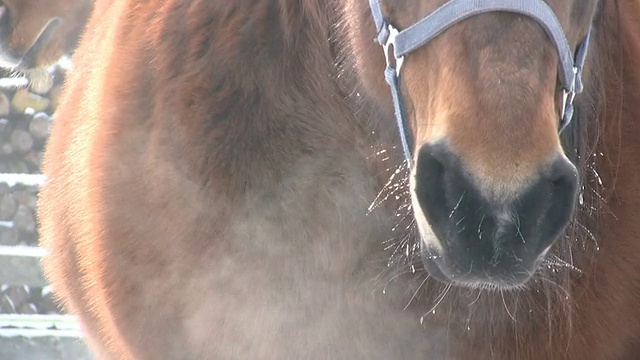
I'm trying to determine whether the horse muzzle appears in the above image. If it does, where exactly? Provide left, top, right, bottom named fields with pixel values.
left=411, top=142, right=579, bottom=289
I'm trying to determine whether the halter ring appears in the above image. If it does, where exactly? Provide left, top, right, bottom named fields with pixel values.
left=383, top=24, right=404, bottom=72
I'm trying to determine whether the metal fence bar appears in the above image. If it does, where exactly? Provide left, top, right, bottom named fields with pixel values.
left=0, top=272, right=93, bottom=360
left=0, top=328, right=93, bottom=360
left=0, top=246, right=48, bottom=287
left=0, top=174, right=45, bottom=186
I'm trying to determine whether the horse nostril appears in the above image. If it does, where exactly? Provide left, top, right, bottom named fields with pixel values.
left=0, top=4, right=13, bottom=41
left=549, top=156, right=579, bottom=190
left=517, top=157, right=579, bottom=251
left=413, top=143, right=451, bottom=229
left=0, top=4, right=9, bottom=28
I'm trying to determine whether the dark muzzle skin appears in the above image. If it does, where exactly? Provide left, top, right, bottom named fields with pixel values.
left=413, top=143, right=579, bottom=288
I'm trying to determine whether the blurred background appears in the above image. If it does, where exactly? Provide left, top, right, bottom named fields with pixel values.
left=0, top=0, right=94, bottom=358
left=0, top=59, right=93, bottom=360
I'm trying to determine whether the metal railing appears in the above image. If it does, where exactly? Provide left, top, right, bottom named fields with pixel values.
left=0, top=174, right=93, bottom=359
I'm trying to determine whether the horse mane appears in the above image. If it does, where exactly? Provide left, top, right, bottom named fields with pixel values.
left=569, top=0, right=621, bottom=211
left=561, top=0, right=622, bottom=273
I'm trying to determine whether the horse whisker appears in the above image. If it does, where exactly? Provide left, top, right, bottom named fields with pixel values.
left=421, top=283, right=453, bottom=319
left=403, top=272, right=431, bottom=311
left=501, top=290, right=517, bottom=323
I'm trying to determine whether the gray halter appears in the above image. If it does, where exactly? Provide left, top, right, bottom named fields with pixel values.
left=369, top=0, right=593, bottom=166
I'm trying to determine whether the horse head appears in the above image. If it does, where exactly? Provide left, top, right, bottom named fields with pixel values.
left=346, top=0, right=599, bottom=289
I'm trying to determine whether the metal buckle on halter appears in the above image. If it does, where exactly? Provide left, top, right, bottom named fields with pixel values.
left=561, top=89, right=575, bottom=118
left=561, top=67, right=579, bottom=118
left=383, top=24, right=405, bottom=73
left=559, top=66, right=579, bottom=131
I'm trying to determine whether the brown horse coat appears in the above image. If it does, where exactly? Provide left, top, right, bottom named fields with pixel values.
left=38, top=0, right=640, bottom=359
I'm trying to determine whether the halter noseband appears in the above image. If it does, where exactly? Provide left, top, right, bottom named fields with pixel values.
left=369, top=0, right=593, bottom=166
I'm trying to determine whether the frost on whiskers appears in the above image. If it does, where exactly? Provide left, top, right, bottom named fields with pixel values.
left=363, top=139, right=607, bottom=348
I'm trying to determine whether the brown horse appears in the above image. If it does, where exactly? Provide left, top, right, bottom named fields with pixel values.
left=35, top=0, right=640, bottom=359
left=0, top=0, right=92, bottom=70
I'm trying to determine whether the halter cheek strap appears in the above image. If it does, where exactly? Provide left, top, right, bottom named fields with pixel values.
left=369, top=0, right=593, bottom=166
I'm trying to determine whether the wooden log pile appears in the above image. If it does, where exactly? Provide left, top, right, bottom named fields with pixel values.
left=0, top=71, right=62, bottom=175
left=0, top=66, right=67, bottom=316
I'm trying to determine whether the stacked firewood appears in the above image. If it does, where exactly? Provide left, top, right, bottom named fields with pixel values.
left=0, top=69, right=64, bottom=175
left=0, top=66, right=67, bottom=315
left=0, top=284, right=59, bottom=314
left=0, top=182, right=40, bottom=247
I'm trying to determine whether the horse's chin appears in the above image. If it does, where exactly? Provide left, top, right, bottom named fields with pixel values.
left=417, top=234, right=549, bottom=291
left=419, top=252, right=534, bottom=291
